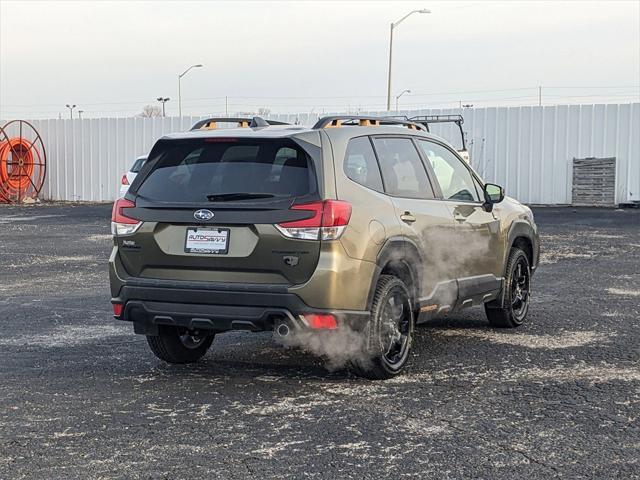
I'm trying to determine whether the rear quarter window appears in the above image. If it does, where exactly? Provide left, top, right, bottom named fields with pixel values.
left=344, top=137, right=384, bottom=191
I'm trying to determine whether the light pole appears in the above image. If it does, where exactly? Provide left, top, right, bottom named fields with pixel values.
left=386, top=9, right=430, bottom=111
left=157, top=97, right=170, bottom=117
left=65, top=104, right=76, bottom=119
left=78, top=110, right=84, bottom=119
left=395, top=89, right=411, bottom=112
left=178, top=64, right=203, bottom=117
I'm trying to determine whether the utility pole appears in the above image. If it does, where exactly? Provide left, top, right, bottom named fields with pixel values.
left=538, top=86, right=542, bottom=107
left=225, top=96, right=228, bottom=116
left=78, top=110, right=84, bottom=119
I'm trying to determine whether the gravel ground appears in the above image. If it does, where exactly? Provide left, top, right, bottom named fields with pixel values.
left=0, top=204, right=638, bottom=479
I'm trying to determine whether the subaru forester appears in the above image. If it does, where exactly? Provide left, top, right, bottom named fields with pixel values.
left=109, top=116, right=539, bottom=379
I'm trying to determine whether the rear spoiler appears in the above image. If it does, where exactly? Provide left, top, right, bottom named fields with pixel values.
left=190, top=116, right=290, bottom=131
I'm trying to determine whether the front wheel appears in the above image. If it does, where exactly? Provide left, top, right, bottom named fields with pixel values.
left=146, top=327, right=214, bottom=364
left=353, top=275, right=415, bottom=380
left=485, top=248, right=531, bottom=328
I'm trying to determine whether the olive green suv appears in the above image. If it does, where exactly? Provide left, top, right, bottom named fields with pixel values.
left=109, top=116, right=539, bottom=379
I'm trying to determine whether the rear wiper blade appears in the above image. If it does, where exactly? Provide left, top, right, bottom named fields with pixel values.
left=206, top=192, right=275, bottom=202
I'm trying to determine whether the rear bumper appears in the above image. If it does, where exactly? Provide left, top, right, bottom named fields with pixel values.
left=112, top=280, right=370, bottom=336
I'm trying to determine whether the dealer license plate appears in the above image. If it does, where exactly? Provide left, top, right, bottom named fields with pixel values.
left=184, top=228, right=229, bottom=254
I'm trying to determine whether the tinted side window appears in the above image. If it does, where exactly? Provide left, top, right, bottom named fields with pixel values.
left=344, top=137, right=383, bottom=191
left=130, top=158, right=147, bottom=173
left=417, top=140, right=480, bottom=202
left=372, top=137, right=433, bottom=199
left=472, top=176, right=485, bottom=201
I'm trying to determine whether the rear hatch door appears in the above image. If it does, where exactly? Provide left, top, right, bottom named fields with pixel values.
left=118, top=136, right=322, bottom=285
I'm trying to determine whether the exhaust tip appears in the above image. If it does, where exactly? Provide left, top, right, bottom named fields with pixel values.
left=276, top=323, right=290, bottom=338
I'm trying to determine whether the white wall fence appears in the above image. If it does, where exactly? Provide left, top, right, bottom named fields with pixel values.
left=3, top=103, right=638, bottom=204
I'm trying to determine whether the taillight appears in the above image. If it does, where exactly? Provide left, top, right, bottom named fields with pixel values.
left=121, top=174, right=129, bottom=185
left=111, top=198, right=141, bottom=236
left=276, top=200, right=351, bottom=241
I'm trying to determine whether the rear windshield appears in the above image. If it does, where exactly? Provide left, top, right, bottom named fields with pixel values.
left=135, top=139, right=316, bottom=203
left=130, top=157, right=147, bottom=173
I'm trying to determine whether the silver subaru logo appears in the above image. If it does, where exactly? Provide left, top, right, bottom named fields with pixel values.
left=194, top=209, right=214, bottom=221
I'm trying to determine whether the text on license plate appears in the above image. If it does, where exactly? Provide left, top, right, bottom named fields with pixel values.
left=185, top=228, right=229, bottom=254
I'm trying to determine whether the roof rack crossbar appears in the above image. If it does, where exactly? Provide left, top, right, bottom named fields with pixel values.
left=409, top=115, right=466, bottom=149
left=410, top=114, right=464, bottom=125
left=312, top=115, right=426, bottom=131
left=189, top=117, right=289, bottom=131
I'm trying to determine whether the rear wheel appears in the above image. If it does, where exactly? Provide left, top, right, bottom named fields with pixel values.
left=485, top=248, right=531, bottom=328
left=353, top=275, right=414, bottom=380
left=146, top=327, right=214, bottom=364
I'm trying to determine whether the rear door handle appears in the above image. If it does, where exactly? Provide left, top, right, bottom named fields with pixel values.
left=400, top=212, right=416, bottom=224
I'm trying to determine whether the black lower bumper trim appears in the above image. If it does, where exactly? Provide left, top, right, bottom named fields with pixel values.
left=125, top=300, right=302, bottom=335
left=113, top=284, right=369, bottom=336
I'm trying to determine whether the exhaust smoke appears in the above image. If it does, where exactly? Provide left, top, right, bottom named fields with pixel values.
left=274, top=224, right=495, bottom=372
left=274, top=319, right=373, bottom=372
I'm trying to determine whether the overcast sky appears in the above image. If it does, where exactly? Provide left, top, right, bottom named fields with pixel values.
left=1, top=0, right=639, bottom=118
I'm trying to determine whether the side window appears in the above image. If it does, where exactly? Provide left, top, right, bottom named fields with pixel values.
left=344, top=137, right=384, bottom=192
left=472, top=176, right=485, bottom=201
left=417, top=140, right=480, bottom=202
left=130, top=158, right=147, bottom=173
left=372, top=137, right=433, bottom=199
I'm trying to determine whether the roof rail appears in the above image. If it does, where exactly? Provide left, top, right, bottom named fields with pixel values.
left=190, top=116, right=290, bottom=131
left=312, top=116, right=426, bottom=131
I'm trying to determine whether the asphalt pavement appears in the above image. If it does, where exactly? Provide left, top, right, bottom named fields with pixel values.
left=0, top=204, right=638, bottom=479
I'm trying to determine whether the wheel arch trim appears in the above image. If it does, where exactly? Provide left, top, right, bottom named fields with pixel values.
left=506, top=220, right=538, bottom=270
left=365, top=236, right=423, bottom=311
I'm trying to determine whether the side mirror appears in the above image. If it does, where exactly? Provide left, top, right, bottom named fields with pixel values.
left=482, top=183, right=504, bottom=212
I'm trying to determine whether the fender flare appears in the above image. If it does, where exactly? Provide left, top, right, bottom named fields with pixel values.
left=365, top=236, right=424, bottom=311
left=505, top=220, right=538, bottom=271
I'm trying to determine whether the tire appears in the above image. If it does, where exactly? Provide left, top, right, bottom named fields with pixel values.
left=146, top=327, right=214, bottom=364
left=353, top=275, right=415, bottom=380
left=485, top=248, right=531, bottom=328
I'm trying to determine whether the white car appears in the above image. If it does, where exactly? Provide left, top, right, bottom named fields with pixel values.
left=119, top=155, right=147, bottom=197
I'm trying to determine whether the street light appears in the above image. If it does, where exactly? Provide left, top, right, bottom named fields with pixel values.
left=395, top=89, right=411, bottom=112
left=386, top=9, right=430, bottom=111
left=78, top=110, right=84, bottom=119
left=65, top=104, right=77, bottom=119
left=156, top=97, right=170, bottom=117
left=178, top=64, right=203, bottom=117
